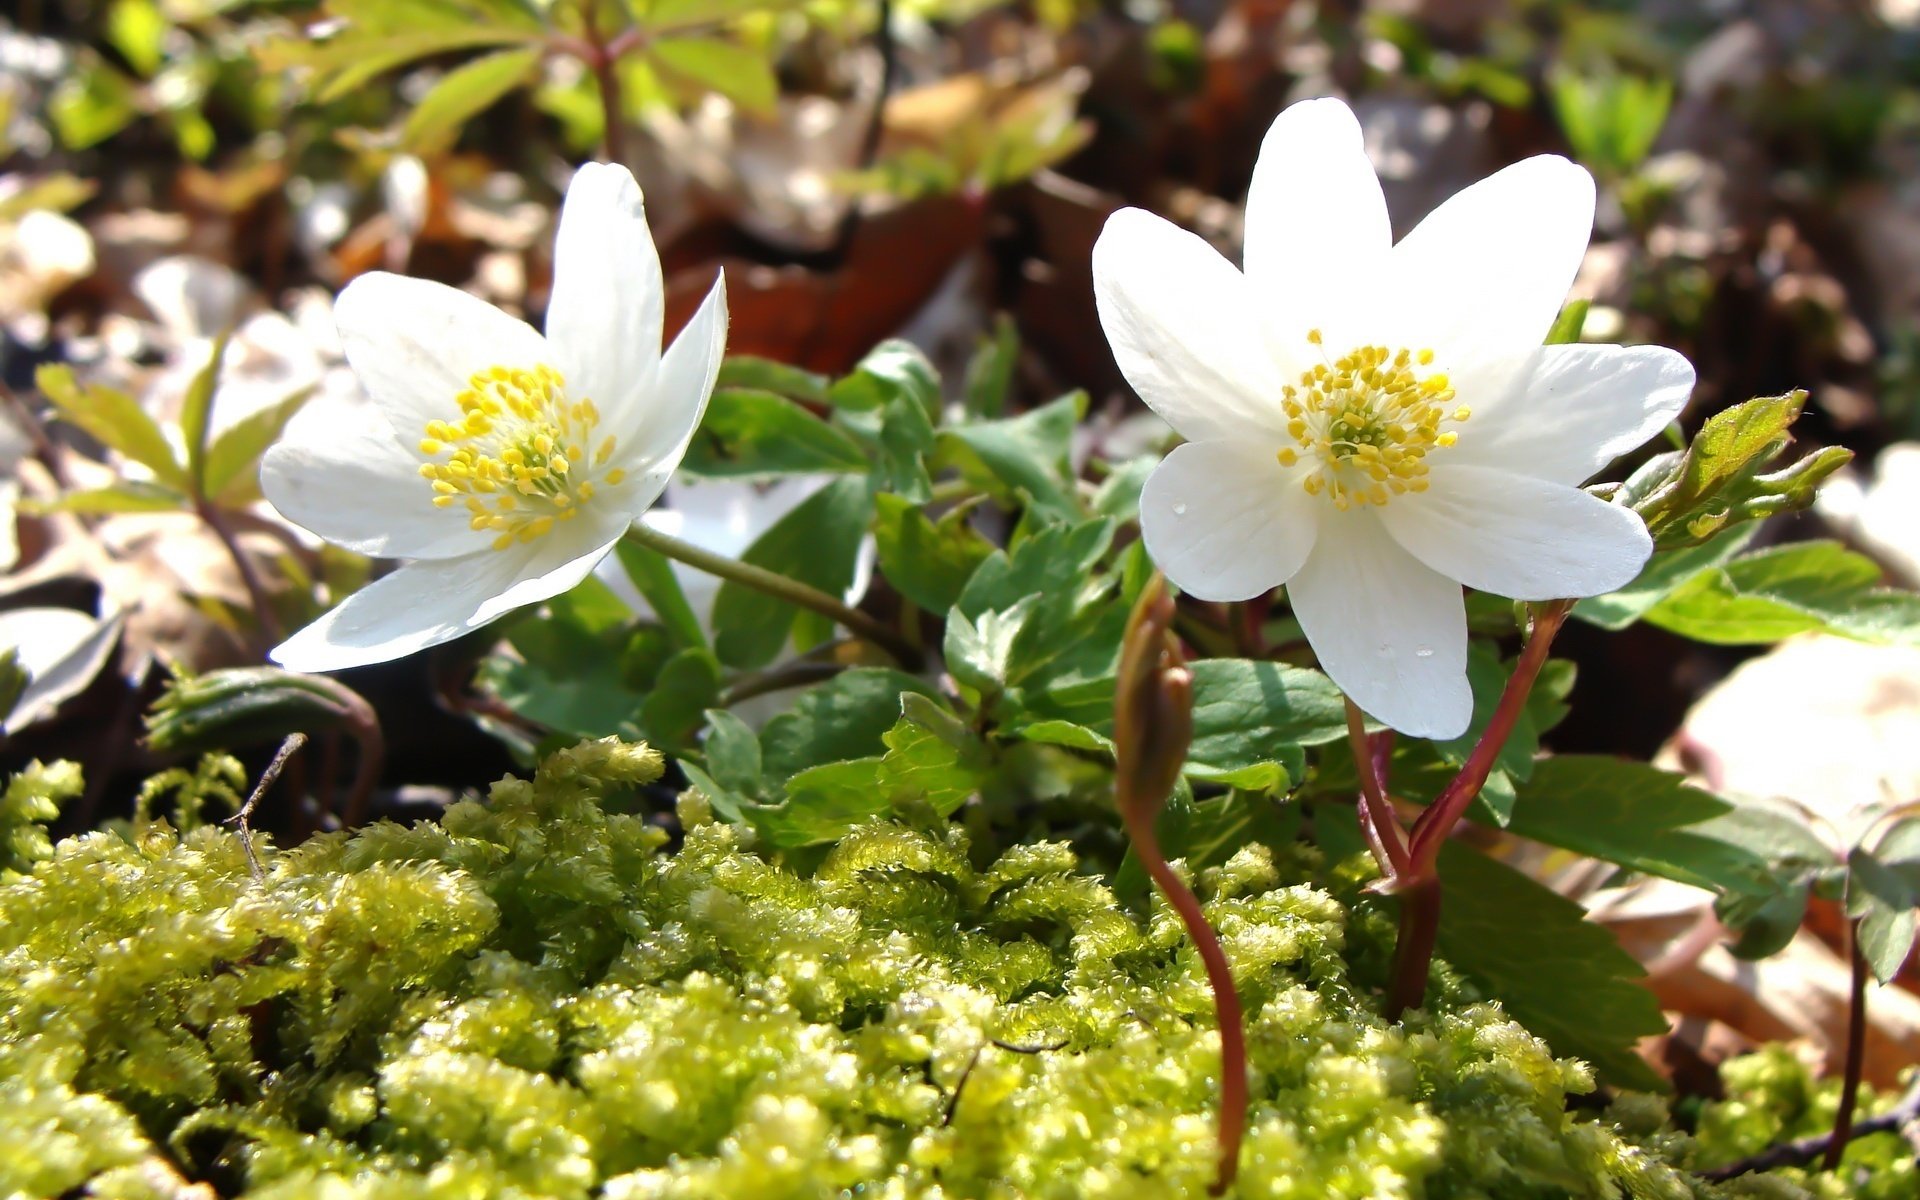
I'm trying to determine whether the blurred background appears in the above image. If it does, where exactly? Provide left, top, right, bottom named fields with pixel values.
left=5, top=0, right=1920, bottom=1095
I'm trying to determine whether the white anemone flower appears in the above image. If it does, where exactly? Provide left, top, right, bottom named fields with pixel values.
left=1096, top=97, right=1694, bottom=738
left=263, top=163, right=727, bottom=672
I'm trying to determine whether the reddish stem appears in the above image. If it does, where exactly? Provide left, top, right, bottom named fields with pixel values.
left=1122, top=807, right=1248, bottom=1194
left=1385, top=600, right=1571, bottom=1018
left=1825, top=922, right=1870, bottom=1171
left=1346, top=699, right=1409, bottom=880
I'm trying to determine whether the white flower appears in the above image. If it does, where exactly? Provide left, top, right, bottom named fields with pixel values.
left=263, top=163, right=727, bottom=672
left=1096, top=97, right=1694, bottom=738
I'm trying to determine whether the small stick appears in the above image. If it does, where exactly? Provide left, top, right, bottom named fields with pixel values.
left=228, top=733, right=306, bottom=885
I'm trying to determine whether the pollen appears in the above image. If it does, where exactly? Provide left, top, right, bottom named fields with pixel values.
left=415, top=364, right=627, bottom=548
left=1273, top=341, right=1467, bottom=510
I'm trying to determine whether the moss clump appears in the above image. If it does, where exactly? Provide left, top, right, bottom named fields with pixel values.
left=0, top=740, right=1881, bottom=1198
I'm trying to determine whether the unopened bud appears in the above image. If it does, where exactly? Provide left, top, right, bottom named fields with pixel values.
left=1113, top=575, right=1194, bottom=822
left=145, top=666, right=376, bottom=754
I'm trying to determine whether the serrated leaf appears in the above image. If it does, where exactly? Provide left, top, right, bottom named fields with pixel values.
left=715, top=356, right=828, bottom=404
left=1502, top=757, right=1777, bottom=894
left=936, top=392, right=1086, bottom=523
left=944, top=596, right=1037, bottom=695
left=206, top=387, right=315, bottom=506
left=1091, top=456, right=1156, bottom=522
left=1626, top=391, right=1851, bottom=550
left=1573, top=525, right=1760, bottom=631
left=955, top=519, right=1126, bottom=694
left=402, top=46, right=542, bottom=154
left=1184, top=659, right=1348, bottom=792
left=873, top=493, right=994, bottom=615
left=710, top=476, right=872, bottom=668
left=37, top=365, right=186, bottom=488
left=1642, top=540, right=1920, bottom=646
left=758, top=667, right=940, bottom=781
left=1846, top=847, right=1918, bottom=982
left=680, top=388, right=869, bottom=478
left=1432, top=840, right=1669, bottom=1090
left=827, top=340, right=940, bottom=414
left=648, top=37, right=778, bottom=114
left=1014, top=718, right=1113, bottom=754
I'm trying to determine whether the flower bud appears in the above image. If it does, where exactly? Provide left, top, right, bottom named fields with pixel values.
left=1113, top=575, right=1194, bottom=823
left=145, top=666, right=376, bottom=754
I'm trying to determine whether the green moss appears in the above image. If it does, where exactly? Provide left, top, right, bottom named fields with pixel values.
left=0, top=741, right=1882, bottom=1198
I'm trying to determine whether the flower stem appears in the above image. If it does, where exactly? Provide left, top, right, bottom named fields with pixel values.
left=1385, top=599, right=1571, bottom=1018
left=1346, top=699, right=1409, bottom=880
left=197, top=498, right=283, bottom=646
left=1121, top=806, right=1247, bottom=1195
left=580, top=4, right=629, bottom=166
left=1825, top=921, right=1870, bottom=1171
left=619, top=520, right=921, bottom=668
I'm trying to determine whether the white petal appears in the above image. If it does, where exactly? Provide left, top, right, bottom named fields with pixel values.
left=1092, top=207, right=1287, bottom=444
left=1381, top=155, right=1595, bottom=396
left=334, top=272, right=551, bottom=443
left=605, top=273, right=727, bottom=476
left=261, top=395, right=489, bottom=560
left=1242, top=97, right=1391, bottom=343
left=1379, top=464, right=1653, bottom=601
left=1287, top=516, right=1472, bottom=739
left=270, top=519, right=624, bottom=673
left=1139, top=441, right=1317, bottom=602
left=546, top=163, right=665, bottom=422
left=1451, top=343, right=1695, bottom=484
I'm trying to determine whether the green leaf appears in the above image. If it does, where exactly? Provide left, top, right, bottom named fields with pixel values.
left=872, top=494, right=993, bottom=615
left=832, top=342, right=940, bottom=503
left=37, top=365, right=186, bottom=489
left=1432, top=840, right=1669, bottom=1091
left=1573, top=525, right=1759, bottom=631
left=759, top=710, right=989, bottom=848
left=1624, top=392, right=1852, bottom=550
left=37, top=482, right=186, bottom=515
left=1550, top=71, right=1672, bottom=177
left=715, top=356, right=828, bottom=404
left=710, top=477, right=872, bottom=668
left=700, top=708, right=765, bottom=799
left=943, top=597, right=1036, bottom=695
left=49, top=59, right=140, bottom=150
left=107, top=0, right=167, bottom=78
left=1502, top=757, right=1778, bottom=894
left=1091, top=457, right=1156, bottom=523
left=178, top=332, right=230, bottom=495
left=937, top=393, right=1086, bottom=523
left=1013, top=718, right=1113, bottom=754
left=1185, top=659, right=1348, bottom=792
left=828, top=341, right=940, bottom=414
left=1847, top=847, right=1918, bottom=983
left=643, top=0, right=804, bottom=33
left=205, top=388, right=315, bottom=507
left=953, top=518, right=1126, bottom=695
left=648, top=38, right=778, bottom=115
left=1642, top=540, right=1920, bottom=646
left=611, top=538, right=707, bottom=651
left=637, top=647, right=723, bottom=752
left=262, top=0, right=544, bottom=102
left=757, top=667, right=940, bottom=782
left=681, top=389, right=869, bottom=478
left=963, top=314, right=1019, bottom=418
left=402, top=46, right=542, bottom=154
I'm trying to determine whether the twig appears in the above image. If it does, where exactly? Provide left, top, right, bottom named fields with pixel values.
left=228, top=733, right=306, bottom=885
left=196, top=499, right=284, bottom=645
left=1346, top=699, right=1409, bottom=880
left=621, top=521, right=921, bottom=668
left=829, top=0, right=897, bottom=260
left=1703, top=1073, right=1920, bottom=1180
left=1825, top=925, right=1871, bottom=1170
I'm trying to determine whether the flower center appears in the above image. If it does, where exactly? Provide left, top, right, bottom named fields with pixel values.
left=416, top=364, right=626, bottom=551
left=1275, top=330, right=1470, bottom=510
